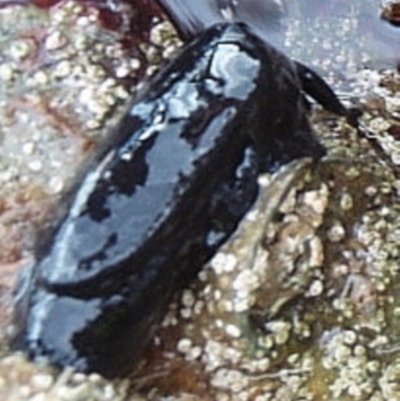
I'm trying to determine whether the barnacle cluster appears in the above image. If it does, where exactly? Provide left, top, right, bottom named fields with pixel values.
left=0, top=1, right=400, bottom=401
left=0, top=1, right=176, bottom=197
left=0, top=1, right=179, bottom=279
left=152, top=121, right=399, bottom=400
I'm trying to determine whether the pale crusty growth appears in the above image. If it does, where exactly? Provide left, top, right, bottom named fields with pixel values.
left=0, top=0, right=181, bottom=303
left=1, top=1, right=400, bottom=401
left=157, top=95, right=400, bottom=400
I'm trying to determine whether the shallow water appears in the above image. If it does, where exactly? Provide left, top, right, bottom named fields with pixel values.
left=157, top=0, right=400, bottom=75
left=1, top=2, right=400, bottom=401
left=283, top=0, right=400, bottom=72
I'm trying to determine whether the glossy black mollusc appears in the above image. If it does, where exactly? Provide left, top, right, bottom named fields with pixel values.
left=13, top=22, right=348, bottom=377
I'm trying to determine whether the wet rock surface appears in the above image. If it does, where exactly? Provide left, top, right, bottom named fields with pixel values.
left=0, top=0, right=179, bottom=322
left=0, top=1, right=400, bottom=401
